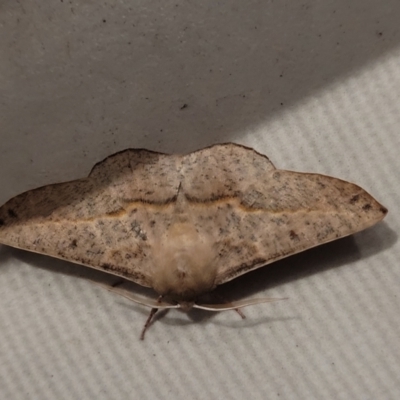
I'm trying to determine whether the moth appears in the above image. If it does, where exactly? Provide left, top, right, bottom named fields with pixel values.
left=0, top=143, right=387, bottom=338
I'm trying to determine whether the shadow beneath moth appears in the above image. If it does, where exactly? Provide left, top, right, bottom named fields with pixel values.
left=0, top=143, right=388, bottom=339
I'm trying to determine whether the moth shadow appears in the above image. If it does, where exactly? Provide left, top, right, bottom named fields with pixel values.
left=0, top=244, right=14, bottom=267
left=181, top=222, right=396, bottom=327
left=151, top=309, right=299, bottom=332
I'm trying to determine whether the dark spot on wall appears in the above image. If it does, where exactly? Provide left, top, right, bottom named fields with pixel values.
left=180, top=103, right=188, bottom=110
left=8, top=209, right=17, bottom=218
left=69, top=239, right=78, bottom=248
left=350, top=194, right=360, bottom=204
left=362, top=204, right=372, bottom=211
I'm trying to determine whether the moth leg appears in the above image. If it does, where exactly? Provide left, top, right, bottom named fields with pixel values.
left=140, top=308, right=158, bottom=340
left=140, top=296, right=163, bottom=340
left=234, top=308, right=246, bottom=319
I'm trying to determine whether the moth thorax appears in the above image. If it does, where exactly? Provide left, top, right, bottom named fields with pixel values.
left=152, top=222, right=217, bottom=301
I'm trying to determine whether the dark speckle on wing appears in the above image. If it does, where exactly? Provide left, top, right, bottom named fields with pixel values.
left=8, top=209, right=17, bottom=218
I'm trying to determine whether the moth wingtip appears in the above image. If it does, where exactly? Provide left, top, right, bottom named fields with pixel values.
left=380, top=206, right=388, bottom=216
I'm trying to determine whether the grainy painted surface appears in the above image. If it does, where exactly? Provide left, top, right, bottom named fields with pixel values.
left=0, top=143, right=387, bottom=303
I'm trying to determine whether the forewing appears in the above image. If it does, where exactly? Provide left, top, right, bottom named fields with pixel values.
left=0, top=144, right=387, bottom=289
left=0, top=149, right=181, bottom=287
left=180, top=144, right=387, bottom=285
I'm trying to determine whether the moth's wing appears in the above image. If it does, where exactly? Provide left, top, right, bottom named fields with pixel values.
left=182, top=143, right=276, bottom=200
left=0, top=143, right=388, bottom=289
left=0, top=149, right=181, bottom=287
left=182, top=143, right=388, bottom=285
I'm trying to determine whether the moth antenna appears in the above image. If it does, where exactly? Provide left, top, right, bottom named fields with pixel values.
left=193, top=296, right=288, bottom=311
left=91, top=281, right=180, bottom=309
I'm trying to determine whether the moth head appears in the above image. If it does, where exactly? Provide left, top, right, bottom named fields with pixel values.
left=152, top=222, right=218, bottom=303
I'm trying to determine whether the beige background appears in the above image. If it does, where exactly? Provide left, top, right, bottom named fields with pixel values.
left=0, top=1, right=399, bottom=399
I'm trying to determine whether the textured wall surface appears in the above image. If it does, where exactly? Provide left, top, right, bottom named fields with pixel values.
left=0, top=1, right=399, bottom=399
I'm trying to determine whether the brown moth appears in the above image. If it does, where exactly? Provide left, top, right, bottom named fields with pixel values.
left=0, top=143, right=387, bottom=338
